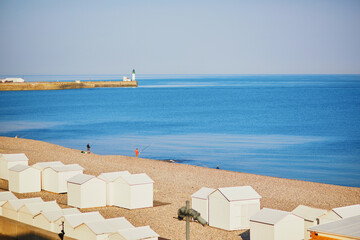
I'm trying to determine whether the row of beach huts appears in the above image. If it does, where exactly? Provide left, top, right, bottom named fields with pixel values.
left=0, top=153, right=159, bottom=240
left=1, top=152, right=360, bottom=240
left=190, top=186, right=360, bottom=240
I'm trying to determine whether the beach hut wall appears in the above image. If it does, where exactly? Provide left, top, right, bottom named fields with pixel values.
left=113, top=173, right=154, bottom=210
left=33, top=208, right=80, bottom=232
left=291, top=205, right=328, bottom=240
left=0, top=153, right=29, bottom=180
left=208, top=186, right=261, bottom=230
left=73, top=217, right=135, bottom=240
left=250, top=208, right=304, bottom=240
left=1, top=197, right=43, bottom=221
left=318, top=204, right=360, bottom=225
left=18, top=201, right=61, bottom=226
left=98, top=171, right=131, bottom=206
left=308, top=215, right=360, bottom=240
left=0, top=191, right=18, bottom=215
left=8, top=164, right=41, bottom=193
left=191, top=187, right=215, bottom=223
left=42, top=164, right=84, bottom=193
left=108, top=226, right=159, bottom=240
left=67, top=174, right=107, bottom=209
left=53, top=211, right=104, bottom=239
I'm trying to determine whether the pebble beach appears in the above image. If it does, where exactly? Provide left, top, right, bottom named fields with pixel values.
left=1, top=136, right=359, bottom=240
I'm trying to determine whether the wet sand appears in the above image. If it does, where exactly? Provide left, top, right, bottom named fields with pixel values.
left=0, top=136, right=359, bottom=240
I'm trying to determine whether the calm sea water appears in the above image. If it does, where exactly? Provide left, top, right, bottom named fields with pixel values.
left=1, top=74, right=360, bottom=187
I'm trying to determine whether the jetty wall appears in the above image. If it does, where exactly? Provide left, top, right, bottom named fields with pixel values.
left=0, top=81, right=138, bottom=91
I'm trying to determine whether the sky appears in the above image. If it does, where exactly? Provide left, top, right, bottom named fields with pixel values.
left=0, top=0, right=360, bottom=75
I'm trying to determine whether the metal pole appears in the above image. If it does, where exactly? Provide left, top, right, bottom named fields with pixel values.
left=186, top=200, right=190, bottom=240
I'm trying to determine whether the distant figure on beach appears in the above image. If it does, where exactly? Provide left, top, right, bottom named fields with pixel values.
left=216, top=165, right=220, bottom=169
left=135, top=148, right=139, bottom=157
left=87, top=143, right=91, bottom=153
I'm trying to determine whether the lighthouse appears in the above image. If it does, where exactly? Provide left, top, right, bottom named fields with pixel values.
left=132, top=69, right=136, bottom=81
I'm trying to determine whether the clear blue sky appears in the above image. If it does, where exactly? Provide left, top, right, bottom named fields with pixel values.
left=0, top=0, right=359, bottom=75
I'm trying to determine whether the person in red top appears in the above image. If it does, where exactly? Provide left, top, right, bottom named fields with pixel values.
left=135, top=148, right=139, bottom=157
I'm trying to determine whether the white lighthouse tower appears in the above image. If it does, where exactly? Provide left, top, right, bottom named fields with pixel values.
left=132, top=69, right=136, bottom=81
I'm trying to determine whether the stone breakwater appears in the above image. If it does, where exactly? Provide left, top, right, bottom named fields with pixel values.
left=0, top=81, right=137, bottom=91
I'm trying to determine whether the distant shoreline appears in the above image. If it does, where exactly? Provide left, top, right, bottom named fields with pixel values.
left=0, top=80, right=137, bottom=91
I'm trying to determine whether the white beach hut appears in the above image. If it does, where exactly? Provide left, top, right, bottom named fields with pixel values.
left=108, top=226, right=159, bottom=240
left=191, top=187, right=215, bottom=223
left=0, top=191, right=18, bottom=215
left=0, top=153, right=29, bottom=180
left=8, top=164, right=41, bottom=193
left=18, top=200, right=61, bottom=226
left=208, top=186, right=261, bottom=230
left=33, top=208, right=80, bottom=232
left=1, top=197, right=43, bottom=221
left=32, top=161, right=64, bottom=171
left=67, top=173, right=107, bottom=208
left=250, top=208, right=304, bottom=240
left=53, top=211, right=105, bottom=238
left=292, top=205, right=328, bottom=240
left=308, top=215, right=360, bottom=240
left=98, top=171, right=131, bottom=206
left=73, top=217, right=135, bottom=240
left=113, top=173, right=154, bottom=209
left=318, top=204, right=360, bottom=224
left=42, top=164, right=84, bottom=193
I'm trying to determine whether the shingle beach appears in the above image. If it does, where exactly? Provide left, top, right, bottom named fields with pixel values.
left=1, top=136, right=359, bottom=240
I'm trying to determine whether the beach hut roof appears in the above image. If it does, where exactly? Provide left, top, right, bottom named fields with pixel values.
left=116, top=226, right=159, bottom=240
left=250, top=208, right=291, bottom=225
left=0, top=153, right=29, bottom=162
left=217, top=186, right=261, bottom=201
left=32, top=161, right=64, bottom=170
left=0, top=191, right=17, bottom=202
left=21, top=201, right=60, bottom=215
left=48, top=164, right=84, bottom=172
left=104, top=217, right=135, bottom=230
left=292, top=205, right=328, bottom=221
left=67, top=174, right=96, bottom=185
left=77, top=218, right=134, bottom=235
left=98, top=171, right=131, bottom=182
left=63, top=212, right=104, bottom=228
left=308, top=215, right=360, bottom=238
left=116, top=173, right=154, bottom=185
left=332, top=204, right=360, bottom=218
left=40, top=208, right=81, bottom=222
left=5, top=197, right=43, bottom=211
left=8, top=164, right=31, bottom=172
left=191, top=187, right=216, bottom=200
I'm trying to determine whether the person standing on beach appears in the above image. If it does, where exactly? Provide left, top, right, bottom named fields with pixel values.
left=87, top=143, right=91, bottom=153
left=135, top=148, right=139, bottom=157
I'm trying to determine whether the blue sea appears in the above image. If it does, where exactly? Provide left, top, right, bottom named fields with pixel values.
left=1, top=74, right=360, bottom=187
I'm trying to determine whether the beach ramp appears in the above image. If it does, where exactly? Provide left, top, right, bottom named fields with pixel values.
left=8, top=165, right=41, bottom=193
left=0, top=153, right=29, bottom=180
left=42, top=164, right=84, bottom=193
left=98, top=171, right=131, bottom=206
left=67, top=173, right=106, bottom=209
left=113, top=173, right=154, bottom=210
left=191, top=187, right=215, bottom=223
left=250, top=208, right=304, bottom=240
left=208, top=186, right=261, bottom=230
